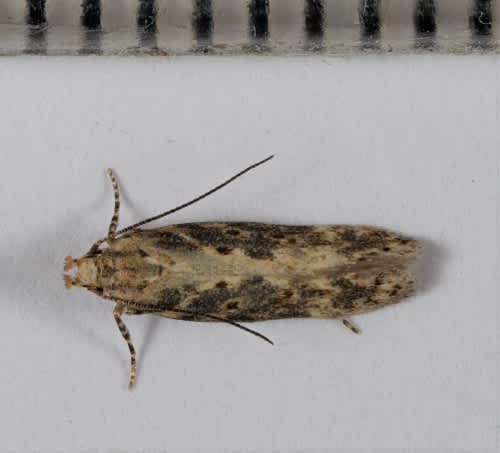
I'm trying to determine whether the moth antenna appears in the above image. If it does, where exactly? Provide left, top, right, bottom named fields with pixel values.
left=170, top=308, right=274, bottom=345
left=115, top=155, right=275, bottom=236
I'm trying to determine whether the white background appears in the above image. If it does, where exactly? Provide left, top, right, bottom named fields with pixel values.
left=0, top=55, right=498, bottom=453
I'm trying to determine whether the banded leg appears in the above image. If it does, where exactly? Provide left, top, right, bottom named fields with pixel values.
left=106, top=168, right=120, bottom=239
left=342, top=318, right=361, bottom=334
left=113, top=303, right=137, bottom=389
left=86, top=168, right=121, bottom=254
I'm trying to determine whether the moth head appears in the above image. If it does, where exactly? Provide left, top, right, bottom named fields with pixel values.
left=64, top=255, right=98, bottom=289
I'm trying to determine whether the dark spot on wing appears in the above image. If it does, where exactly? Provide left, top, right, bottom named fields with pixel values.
left=299, top=287, right=330, bottom=299
left=160, top=287, right=183, bottom=309
left=238, top=276, right=276, bottom=312
left=189, top=285, right=233, bottom=313
left=187, top=275, right=283, bottom=320
left=179, top=223, right=277, bottom=260
left=332, top=277, right=376, bottom=310
left=183, top=284, right=197, bottom=293
left=303, top=231, right=332, bottom=246
left=245, top=233, right=276, bottom=259
left=338, top=228, right=390, bottom=255
left=216, top=246, right=233, bottom=255
left=141, top=230, right=198, bottom=251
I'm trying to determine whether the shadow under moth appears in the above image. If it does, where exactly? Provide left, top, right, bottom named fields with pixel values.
left=64, top=156, right=420, bottom=389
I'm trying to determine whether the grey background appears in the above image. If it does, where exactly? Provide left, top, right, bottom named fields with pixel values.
left=0, top=55, right=498, bottom=452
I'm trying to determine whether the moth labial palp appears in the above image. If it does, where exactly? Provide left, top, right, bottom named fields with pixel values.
left=63, top=155, right=420, bottom=389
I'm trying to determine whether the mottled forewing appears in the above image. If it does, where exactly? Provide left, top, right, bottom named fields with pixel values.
left=105, top=222, right=420, bottom=322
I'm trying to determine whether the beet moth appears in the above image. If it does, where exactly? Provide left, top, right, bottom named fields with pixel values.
left=64, top=156, right=420, bottom=388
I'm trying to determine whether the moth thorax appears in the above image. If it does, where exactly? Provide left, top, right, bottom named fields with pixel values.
left=77, top=257, right=99, bottom=286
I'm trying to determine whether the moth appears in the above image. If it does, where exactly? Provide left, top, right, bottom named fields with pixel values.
left=64, top=156, right=420, bottom=388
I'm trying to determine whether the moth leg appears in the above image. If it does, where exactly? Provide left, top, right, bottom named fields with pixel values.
left=106, top=168, right=120, bottom=240
left=86, top=169, right=121, bottom=255
left=342, top=318, right=361, bottom=334
left=86, top=237, right=107, bottom=255
left=113, top=303, right=137, bottom=389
